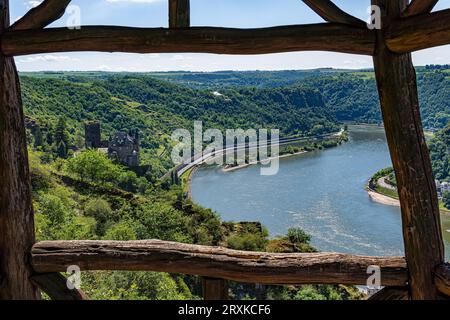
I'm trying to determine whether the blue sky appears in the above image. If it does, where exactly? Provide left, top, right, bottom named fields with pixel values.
left=11, top=0, right=450, bottom=72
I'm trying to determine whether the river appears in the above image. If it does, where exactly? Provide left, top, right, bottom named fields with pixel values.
left=190, top=125, right=450, bottom=259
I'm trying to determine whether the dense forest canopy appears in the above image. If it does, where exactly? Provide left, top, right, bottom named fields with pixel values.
left=21, top=73, right=339, bottom=142
left=146, top=66, right=450, bottom=129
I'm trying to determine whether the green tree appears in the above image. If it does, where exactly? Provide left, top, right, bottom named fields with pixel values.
left=294, top=286, right=326, bottom=300
left=33, top=126, right=44, bottom=148
left=104, top=221, right=137, bottom=240
left=55, top=117, right=69, bottom=145
left=287, top=227, right=311, bottom=245
left=84, top=198, right=114, bottom=236
left=38, top=194, right=67, bottom=227
left=66, top=150, right=122, bottom=183
left=56, top=140, right=67, bottom=158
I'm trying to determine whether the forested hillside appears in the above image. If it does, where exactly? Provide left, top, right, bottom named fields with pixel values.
left=148, top=66, right=450, bottom=129
left=21, top=73, right=338, bottom=138
left=21, top=73, right=339, bottom=177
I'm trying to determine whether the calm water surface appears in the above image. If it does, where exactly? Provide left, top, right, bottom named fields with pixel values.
left=191, top=126, right=450, bottom=258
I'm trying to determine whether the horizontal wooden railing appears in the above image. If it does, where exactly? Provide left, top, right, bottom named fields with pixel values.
left=32, top=240, right=408, bottom=286
left=30, top=240, right=450, bottom=300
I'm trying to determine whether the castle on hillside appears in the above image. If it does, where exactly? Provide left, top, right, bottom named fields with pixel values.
left=108, top=131, right=140, bottom=167
left=84, top=121, right=140, bottom=168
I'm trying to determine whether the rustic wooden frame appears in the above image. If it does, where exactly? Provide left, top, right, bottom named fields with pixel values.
left=0, top=0, right=449, bottom=300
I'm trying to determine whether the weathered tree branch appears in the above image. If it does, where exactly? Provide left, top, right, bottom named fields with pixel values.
left=2, top=7, right=449, bottom=57
left=386, top=8, right=450, bottom=53
left=0, top=0, right=40, bottom=300
left=169, top=0, right=190, bottom=28
left=302, top=0, right=365, bottom=27
left=31, top=240, right=408, bottom=286
left=10, top=0, right=71, bottom=31
left=403, top=0, right=439, bottom=17
left=373, top=0, right=444, bottom=300
left=1, top=23, right=375, bottom=56
left=31, top=273, right=88, bottom=300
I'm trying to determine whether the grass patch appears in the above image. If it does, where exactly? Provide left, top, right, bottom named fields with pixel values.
left=374, top=185, right=399, bottom=199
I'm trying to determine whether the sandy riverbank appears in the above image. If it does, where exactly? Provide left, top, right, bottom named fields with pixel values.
left=367, top=190, right=400, bottom=207
left=367, top=187, right=450, bottom=215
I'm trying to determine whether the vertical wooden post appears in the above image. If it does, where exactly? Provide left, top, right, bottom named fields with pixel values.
left=0, top=0, right=40, bottom=299
left=372, top=0, right=444, bottom=299
left=169, top=0, right=190, bottom=28
left=202, top=278, right=229, bottom=300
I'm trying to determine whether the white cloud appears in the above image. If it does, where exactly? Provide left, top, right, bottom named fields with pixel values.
left=15, top=45, right=450, bottom=73
left=19, top=55, right=80, bottom=63
left=172, top=55, right=185, bottom=61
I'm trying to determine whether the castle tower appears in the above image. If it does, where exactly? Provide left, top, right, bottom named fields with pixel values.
left=85, top=121, right=101, bottom=148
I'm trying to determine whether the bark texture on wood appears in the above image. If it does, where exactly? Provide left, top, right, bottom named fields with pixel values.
left=31, top=240, right=408, bottom=286
left=10, top=0, right=71, bottom=31
left=368, top=287, right=410, bottom=300
left=203, top=278, right=229, bottom=300
left=386, top=9, right=450, bottom=53
left=372, top=0, right=444, bottom=300
left=169, top=0, right=190, bottom=28
left=1, top=24, right=376, bottom=56
left=3, top=10, right=450, bottom=57
left=31, top=273, right=87, bottom=300
left=302, top=0, right=365, bottom=26
left=435, top=264, right=450, bottom=297
left=403, top=0, right=439, bottom=16
left=0, top=0, right=40, bottom=300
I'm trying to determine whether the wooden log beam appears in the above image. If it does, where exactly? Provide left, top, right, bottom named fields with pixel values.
left=372, top=0, right=444, bottom=300
left=368, top=287, right=410, bottom=300
left=10, top=0, right=71, bottom=31
left=302, top=0, right=365, bottom=27
left=31, top=240, right=408, bottom=286
left=2, top=8, right=449, bottom=57
left=0, top=24, right=376, bottom=57
left=386, top=8, right=450, bottom=53
left=202, top=278, right=229, bottom=300
left=435, top=264, right=450, bottom=297
left=169, top=0, right=190, bottom=28
left=0, top=0, right=40, bottom=300
left=31, top=273, right=88, bottom=300
left=403, top=0, right=439, bottom=17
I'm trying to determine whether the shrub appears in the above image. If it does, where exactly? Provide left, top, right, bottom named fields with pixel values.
left=84, top=198, right=114, bottom=236
left=287, top=227, right=311, bottom=245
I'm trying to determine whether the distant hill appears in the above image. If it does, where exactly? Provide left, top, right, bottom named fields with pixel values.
left=20, top=66, right=449, bottom=157
left=143, top=66, right=449, bottom=129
